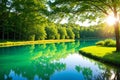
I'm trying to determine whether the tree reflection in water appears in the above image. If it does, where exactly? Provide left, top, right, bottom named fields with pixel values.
left=75, top=66, right=92, bottom=80
left=0, top=40, right=120, bottom=80
left=1, top=41, right=81, bottom=80
left=94, top=68, right=120, bottom=80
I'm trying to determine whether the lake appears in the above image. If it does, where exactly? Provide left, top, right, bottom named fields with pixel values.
left=0, top=40, right=120, bottom=80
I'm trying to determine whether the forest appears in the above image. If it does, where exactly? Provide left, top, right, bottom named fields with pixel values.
left=0, top=0, right=114, bottom=41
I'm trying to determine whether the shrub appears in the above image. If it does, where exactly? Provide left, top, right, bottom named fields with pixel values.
left=96, top=39, right=116, bottom=47
left=104, top=39, right=116, bottom=47
left=107, top=41, right=116, bottom=47
left=96, top=41, right=104, bottom=46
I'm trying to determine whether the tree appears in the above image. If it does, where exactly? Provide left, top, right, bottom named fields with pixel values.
left=0, top=0, right=48, bottom=41
left=72, top=27, right=80, bottom=39
left=66, top=28, right=75, bottom=39
left=48, top=0, right=120, bottom=52
left=35, top=25, right=46, bottom=40
left=58, top=27, right=67, bottom=39
left=45, top=26, right=58, bottom=39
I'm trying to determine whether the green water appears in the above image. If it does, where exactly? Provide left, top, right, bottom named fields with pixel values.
left=0, top=40, right=120, bottom=80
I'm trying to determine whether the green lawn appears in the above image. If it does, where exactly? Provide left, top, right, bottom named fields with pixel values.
left=80, top=46, right=120, bottom=66
left=0, top=39, right=74, bottom=47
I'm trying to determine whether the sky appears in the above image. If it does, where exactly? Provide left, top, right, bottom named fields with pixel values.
left=60, top=18, right=99, bottom=27
left=75, top=20, right=98, bottom=27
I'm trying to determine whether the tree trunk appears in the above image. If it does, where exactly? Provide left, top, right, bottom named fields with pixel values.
left=114, top=13, right=120, bottom=52
left=114, top=22, right=120, bottom=52
left=2, top=26, right=4, bottom=41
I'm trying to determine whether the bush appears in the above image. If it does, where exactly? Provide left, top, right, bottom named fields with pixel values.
left=104, top=39, right=116, bottom=47
left=96, top=41, right=104, bottom=46
left=107, top=41, right=116, bottom=47
left=96, top=39, right=116, bottom=47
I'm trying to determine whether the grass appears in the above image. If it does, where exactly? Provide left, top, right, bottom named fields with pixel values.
left=79, top=46, right=120, bottom=66
left=0, top=39, right=74, bottom=47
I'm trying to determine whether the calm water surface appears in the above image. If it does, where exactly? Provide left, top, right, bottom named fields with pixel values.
left=0, top=40, right=120, bottom=80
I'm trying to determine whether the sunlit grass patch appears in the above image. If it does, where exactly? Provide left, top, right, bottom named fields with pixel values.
left=80, top=46, right=120, bottom=65
left=80, top=46, right=116, bottom=57
left=0, top=39, right=74, bottom=47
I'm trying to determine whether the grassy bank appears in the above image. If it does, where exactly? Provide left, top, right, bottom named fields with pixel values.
left=79, top=46, right=120, bottom=66
left=0, top=39, right=74, bottom=47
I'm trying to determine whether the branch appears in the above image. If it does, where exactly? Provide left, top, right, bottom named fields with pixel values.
left=99, top=0, right=114, bottom=12
left=85, top=1, right=109, bottom=15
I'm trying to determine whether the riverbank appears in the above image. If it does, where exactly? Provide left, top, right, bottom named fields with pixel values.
left=79, top=46, right=120, bottom=66
left=0, top=39, right=74, bottom=47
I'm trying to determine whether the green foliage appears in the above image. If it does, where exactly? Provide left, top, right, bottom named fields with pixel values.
left=0, top=0, right=47, bottom=41
left=45, top=26, right=58, bottom=39
left=35, top=26, right=46, bottom=40
left=66, top=28, right=75, bottom=39
left=48, top=0, right=120, bottom=51
left=58, top=27, right=67, bottom=39
left=28, top=35, right=35, bottom=41
left=96, top=39, right=116, bottom=47
left=72, top=27, right=80, bottom=39
left=55, top=33, right=60, bottom=39
left=96, top=41, right=104, bottom=46
left=0, top=0, right=116, bottom=41
left=104, top=39, right=116, bottom=47
left=80, top=25, right=114, bottom=38
left=48, top=0, right=120, bottom=22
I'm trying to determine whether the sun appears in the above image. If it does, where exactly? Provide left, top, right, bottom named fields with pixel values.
left=105, top=15, right=116, bottom=25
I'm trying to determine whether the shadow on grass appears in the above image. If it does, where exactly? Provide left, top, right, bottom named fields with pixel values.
left=103, top=51, right=120, bottom=65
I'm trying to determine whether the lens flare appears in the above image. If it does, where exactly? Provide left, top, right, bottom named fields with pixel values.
left=105, top=15, right=116, bottom=26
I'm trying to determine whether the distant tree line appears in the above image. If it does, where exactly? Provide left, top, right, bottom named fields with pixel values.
left=80, top=25, right=114, bottom=39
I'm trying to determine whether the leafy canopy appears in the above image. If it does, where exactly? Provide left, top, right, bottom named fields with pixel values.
left=48, top=0, right=120, bottom=22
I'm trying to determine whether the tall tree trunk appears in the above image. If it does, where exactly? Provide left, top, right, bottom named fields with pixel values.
left=114, top=13, right=120, bottom=52
left=14, top=30, right=16, bottom=41
left=114, top=22, right=120, bottom=52
left=2, top=26, right=4, bottom=41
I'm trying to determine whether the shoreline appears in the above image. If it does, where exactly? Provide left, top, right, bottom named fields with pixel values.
left=0, top=39, right=75, bottom=47
left=79, top=46, right=120, bottom=66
